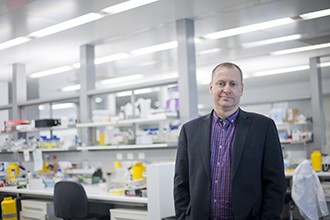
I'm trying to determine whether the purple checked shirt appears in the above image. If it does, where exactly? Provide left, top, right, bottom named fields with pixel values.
left=210, top=109, right=239, bottom=220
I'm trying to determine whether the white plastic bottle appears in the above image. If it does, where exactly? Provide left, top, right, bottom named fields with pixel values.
left=54, top=168, right=65, bottom=182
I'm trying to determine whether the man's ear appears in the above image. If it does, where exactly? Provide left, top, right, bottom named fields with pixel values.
left=209, top=82, right=213, bottom=95
left=240, top=83, right=244, bottom=96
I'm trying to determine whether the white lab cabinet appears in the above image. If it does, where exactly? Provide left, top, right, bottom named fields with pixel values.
left=20, top=199, right=59, bottom=220
left=110, top=208, right=148, bottom=220
left=109, top=162, right=175, bottom=220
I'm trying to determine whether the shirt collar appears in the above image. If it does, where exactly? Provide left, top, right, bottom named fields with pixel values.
left=212, top=108, right=240, bottom=124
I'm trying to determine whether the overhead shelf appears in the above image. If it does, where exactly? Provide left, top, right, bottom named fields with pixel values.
left=87, top=77, right=178, bottom=96
left=17, top=94, right=79, bottom=107
left=0, top=143, right=178, bottom=154
left=280, top=140, right=312, bottom=145
left=65, top=168, right=95, bottom=175
left=276, top=121, right=312, bottom=130
left=77, top=142, right=178, bottom=151
left=1, top=126, right=77, bottom=135
left=0, top=104, right=12, bottom=110
left=17, top=147, right=79, bottom=153
left=76, top=115, right=178, bottom=128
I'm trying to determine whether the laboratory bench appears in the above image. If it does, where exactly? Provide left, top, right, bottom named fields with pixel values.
left=0, top=184, right=148, bottom=205
left=0, top=162, right=175, bottom=220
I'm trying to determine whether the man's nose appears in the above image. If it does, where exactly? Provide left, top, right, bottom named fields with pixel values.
left=223, top=84, right=231, bottom=92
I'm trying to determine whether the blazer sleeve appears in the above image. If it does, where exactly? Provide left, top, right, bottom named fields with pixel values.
left=174, top=124, right=190, bottom=220
left=261, top=119, right=286, bottom=219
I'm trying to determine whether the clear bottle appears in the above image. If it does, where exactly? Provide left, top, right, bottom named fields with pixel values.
left=7, top=168, right=17, bottom=185
left=54, top=168, right=65, bottom=182
left=4, top=138, right=12, bottom=151
left=0, top=162, right=6, bottom=183
left=110, top=161, right=130, bottom=187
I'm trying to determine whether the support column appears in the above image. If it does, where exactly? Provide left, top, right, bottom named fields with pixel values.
left=176, top=19, right=198, bottom=124
left=12, top=63, right=27, bottom=119
left=79, top=44, right=95, bottom=146
left=309, top=57, right=326, bottom=153
left=0, top=81, right=9, bottom=144
left=21, top=78, right=39, bottom=120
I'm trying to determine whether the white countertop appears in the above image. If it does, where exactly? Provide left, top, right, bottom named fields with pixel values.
left=285, top=171, right=330, bottom=178
left=0, top=184, right=148, bottom=205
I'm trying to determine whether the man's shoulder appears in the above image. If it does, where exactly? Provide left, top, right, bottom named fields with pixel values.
left=240, top=109, right=273, bottom=122
left=183, top=113, right=211, bottom=126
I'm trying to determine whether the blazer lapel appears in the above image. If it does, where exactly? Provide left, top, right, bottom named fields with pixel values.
left=199, top=113, right=212, bottom=181
left=232, top=110, right=250, bottom=179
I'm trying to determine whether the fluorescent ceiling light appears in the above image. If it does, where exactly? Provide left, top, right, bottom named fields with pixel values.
left=271, top=42, right=330, bottom=55
left=29, top=66, right=73, bottom=78
left=94, top=53, right=129, bottom=65
left=72, top=63, right=80, bottom=68
left=38, top=105, right=46, bottom=110
left=137, top=60, right=157, bottom=67
left=252, top=65, right=309, bottom=77
left=300, top=8, right=330, bottom=20
left=51, top=103, right=76, bottom=110
left=320, top=62, right=330, bottom=68
left=94, top=97, right=103, bottom=103
left=0, top=37, right=31, bottom=51
left=116, top=91, right=133, bottom=97
left=203, top=17, right=295, bottom=40
left=61, top=84, right=81, bottom=92
left=198, top=104, right=206, bottom=109
left=99, top=74, right=143, bottom=85
left=197, top=48, right=220, bottom=55
left=131, top=41, right=178, bottom=55
left=242, top=34, right=302, bottom=48
left=102, top=0, right=158, bottom=15
left=115, top=87, right=160, bottom=97
left=194, top=38, right=203, bottom=43
left=28, top=13, right=104, bottom=38
left=38, top=103, right=76, bottom=110
left=32, top=53, right=128, bottom=79
left=200, top=78, right=211, bottom=85
left=135, top=87, right=160, bottom=95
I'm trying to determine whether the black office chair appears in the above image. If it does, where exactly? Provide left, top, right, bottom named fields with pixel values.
left=53, top=180, right=106, bottom=220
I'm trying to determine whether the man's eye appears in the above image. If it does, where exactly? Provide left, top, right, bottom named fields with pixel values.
left=217, top=82, right=224, bottom=87
left=230, top=82, right=237, bottom=87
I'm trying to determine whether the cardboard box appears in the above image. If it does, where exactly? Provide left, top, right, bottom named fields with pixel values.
left=286, top=108, right=300, bottom=123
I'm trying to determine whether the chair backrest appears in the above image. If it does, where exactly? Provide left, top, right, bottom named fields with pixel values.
left=54, top=180, right=89, bottom=219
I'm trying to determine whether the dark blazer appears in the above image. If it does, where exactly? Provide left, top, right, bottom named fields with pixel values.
left=174, top=109, right=286, bottom=220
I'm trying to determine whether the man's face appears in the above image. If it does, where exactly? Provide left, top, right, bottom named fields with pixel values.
left=209, top=66, right=244, bottom=114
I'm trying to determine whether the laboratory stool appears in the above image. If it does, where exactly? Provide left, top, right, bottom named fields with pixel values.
left=54, top=180, right=107, bottom=220
left=284, top=189, right=294, bottom=220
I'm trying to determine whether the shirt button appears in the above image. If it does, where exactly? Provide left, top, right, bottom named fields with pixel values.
left=215, top=180, right=218, bottom=183
left=217, top=162, right=220, bottom=166
left=214, top=199, right=217, bottom=203
left=219, top=145, right=222, bottom=148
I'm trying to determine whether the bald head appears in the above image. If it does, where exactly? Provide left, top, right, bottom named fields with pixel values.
left=211, top=62, right=243, bottom=83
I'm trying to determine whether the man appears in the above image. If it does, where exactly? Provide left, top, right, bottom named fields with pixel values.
left=174, top=62, right=286, bottom=220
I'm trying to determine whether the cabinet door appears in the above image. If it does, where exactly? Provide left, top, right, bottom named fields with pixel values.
left=110, top=208, right=148, bottom=220
left=20, top=211, right=46, bottom=220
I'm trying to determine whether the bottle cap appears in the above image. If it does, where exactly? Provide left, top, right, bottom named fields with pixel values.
left=114, top=161, right=121, bottom=168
